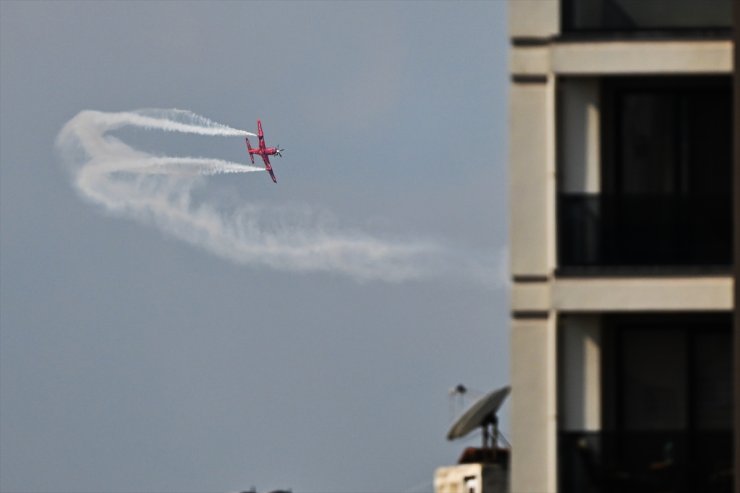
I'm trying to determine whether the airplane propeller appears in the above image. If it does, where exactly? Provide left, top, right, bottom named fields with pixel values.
left=276, top=146, right=285, bottom=157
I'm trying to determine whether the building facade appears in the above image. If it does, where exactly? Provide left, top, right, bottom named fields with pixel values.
left=508, top=1, right=734, bottom=492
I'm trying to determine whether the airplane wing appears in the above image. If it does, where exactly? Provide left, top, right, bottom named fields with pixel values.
left=257, top=120, right=266, bottom=150
left=261, top=154, right=277, bottom=183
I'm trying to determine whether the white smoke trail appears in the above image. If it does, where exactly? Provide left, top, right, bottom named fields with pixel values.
left=56, top=109, right=498, bottom=284
left=78, top=108, right=256, bottom=137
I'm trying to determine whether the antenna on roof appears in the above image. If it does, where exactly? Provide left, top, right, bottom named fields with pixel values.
left=448, top=383, right=468, bottom=421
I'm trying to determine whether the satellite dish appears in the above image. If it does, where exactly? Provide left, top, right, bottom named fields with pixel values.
left=447, top=385, right=510, bottom=449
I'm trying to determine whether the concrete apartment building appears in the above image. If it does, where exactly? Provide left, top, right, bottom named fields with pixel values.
left=508, top=1, right=734, bottom=492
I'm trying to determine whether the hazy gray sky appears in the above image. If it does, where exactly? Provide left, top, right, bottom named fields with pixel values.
left=0, top=2, right=509, bottom=492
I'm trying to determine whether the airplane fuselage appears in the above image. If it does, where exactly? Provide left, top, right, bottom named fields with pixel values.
left=249, top=147, right=280, bottom=158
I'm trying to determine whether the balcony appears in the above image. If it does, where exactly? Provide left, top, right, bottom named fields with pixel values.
left=562, top=0, right=731, bottom=34
left=558, top=316, right=733, bottom=492
left=557, top=193, right=731, bottom=274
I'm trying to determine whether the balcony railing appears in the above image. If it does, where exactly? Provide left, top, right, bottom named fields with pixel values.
left=562, top=0, right=731, bottom=33
left=559, top=431, right=733, bottom=493
left=557, top=193, right=731, bottom=272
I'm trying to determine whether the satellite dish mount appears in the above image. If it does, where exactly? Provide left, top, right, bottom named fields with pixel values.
left=481, top=413, right=500, bottom=449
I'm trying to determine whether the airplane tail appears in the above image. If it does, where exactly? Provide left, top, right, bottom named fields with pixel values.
left=245, top=137, right=255, bottom=164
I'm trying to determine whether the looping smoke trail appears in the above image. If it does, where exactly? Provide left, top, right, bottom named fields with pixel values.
left=55, top=109, right=497, bottom=284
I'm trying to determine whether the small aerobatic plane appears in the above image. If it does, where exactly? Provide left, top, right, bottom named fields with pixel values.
left=246, top=120, right=284, bottom=183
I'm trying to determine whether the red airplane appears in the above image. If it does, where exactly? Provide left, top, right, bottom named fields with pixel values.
left=246, top=120, right=284, bottom=183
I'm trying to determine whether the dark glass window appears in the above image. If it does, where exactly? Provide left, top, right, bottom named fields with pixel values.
left=621, top=328, right=688, bottom=431
left=562, top=0, right=731, bottom=33
left=558, top=77, right=732, bottom=272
